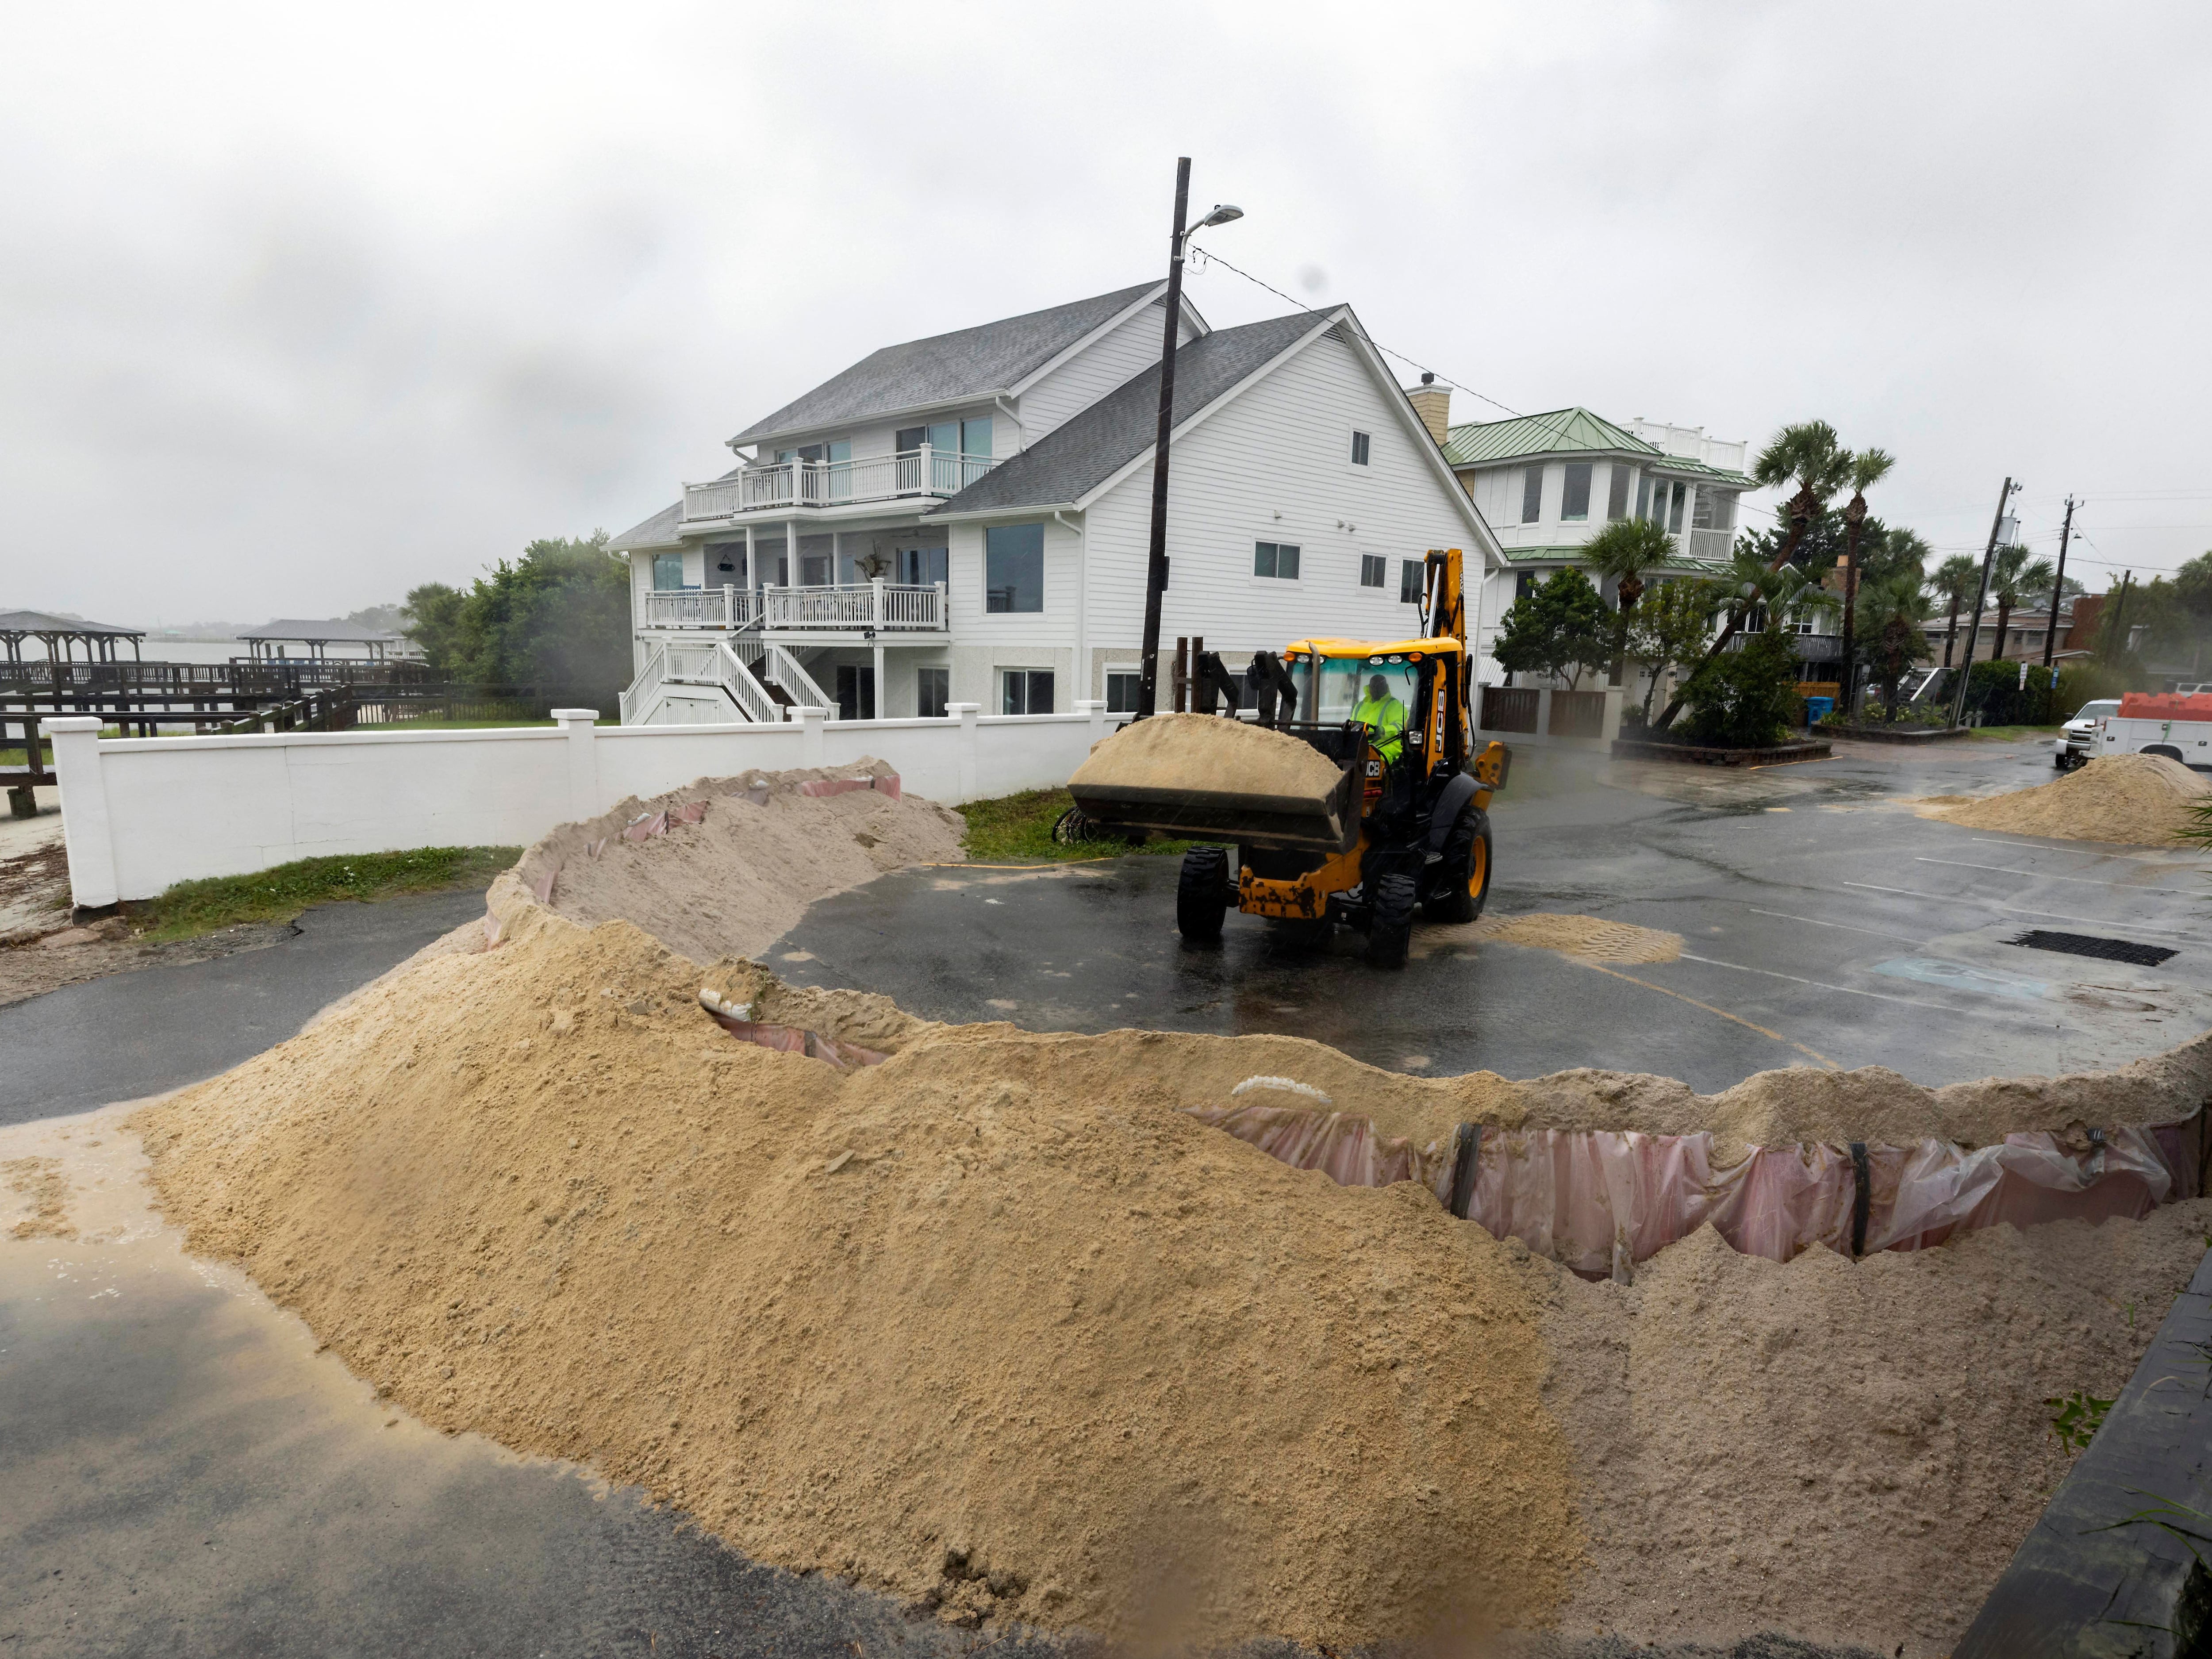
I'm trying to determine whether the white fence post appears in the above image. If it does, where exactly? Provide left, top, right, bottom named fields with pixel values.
left=551, top=708, right=600, bottom=819
left=1075, top=698, right=1108, bottom=750
left=1535, top=687, right=1554, bottom=745
left=794, top=706, right=827, bottom=766
left=948, top=702, right=980, bottom=802
left=1601, top=688, right=1625, bottom=744
left=46, top=716, right=118, bottom=912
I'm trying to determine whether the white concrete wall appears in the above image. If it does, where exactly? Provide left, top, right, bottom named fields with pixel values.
left=45, top=704, right=1118, bottom=907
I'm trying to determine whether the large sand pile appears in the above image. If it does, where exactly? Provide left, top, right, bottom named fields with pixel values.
left=518, top=760, right=966, bottom=962
left=1919, top=751, right=2212, bottom=844
left=1069, top=712, right=1344, bottom=802
left=133, top=872, right=2212, bottom=1652
left=135, top=906, right=1580, bottom=1650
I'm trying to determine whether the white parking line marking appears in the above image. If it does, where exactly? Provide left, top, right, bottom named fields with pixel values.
left=1842, top=881, right=2207, bottom=941
left=1745, top=906, right=1922, bottom=943
left=1676, top=952, right=1941, bottom=1008
left=1913, top=857, right=2199, bottom=894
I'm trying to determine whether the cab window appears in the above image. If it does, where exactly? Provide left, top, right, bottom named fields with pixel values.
left=1298, top=654, right=1421, bottom=725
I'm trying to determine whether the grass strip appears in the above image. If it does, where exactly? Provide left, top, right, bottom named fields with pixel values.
left=958, top=788, right=1190, bottom=863
left=134, top=846, right=519, bottom=941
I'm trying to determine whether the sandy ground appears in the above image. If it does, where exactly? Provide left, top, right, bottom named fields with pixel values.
left=1916, top=752, right=2212, bottom=845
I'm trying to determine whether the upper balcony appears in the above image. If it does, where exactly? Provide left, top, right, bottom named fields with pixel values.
left=680, top=445, right=997, bottom=525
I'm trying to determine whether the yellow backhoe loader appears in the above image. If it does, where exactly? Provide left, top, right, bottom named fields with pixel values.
left=1068, top=547, right=1506, bottom=968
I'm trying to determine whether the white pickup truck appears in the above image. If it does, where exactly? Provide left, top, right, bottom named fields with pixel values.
left=2064, top=692, right=2212, bottom=771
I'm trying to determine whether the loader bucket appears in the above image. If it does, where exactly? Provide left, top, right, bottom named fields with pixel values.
left=1067, top=714, right=1363, bottom=852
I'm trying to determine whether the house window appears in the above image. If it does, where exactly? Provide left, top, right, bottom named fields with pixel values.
left=1002, top=669, right=1053, bottom=714
left=1561, top=462, right=1593, bottom=522
left=1636, top=474, right=1652, bottom=520
left=1400, top=559, right=1424, bottom=604
left=1607, top=465, right=1632, bottom=521
left=895, top=545, right=949, bottom=588
left=1106, top=670, right=1142, bottom=714
left=917, top=666, right=949, bottom=720
left=897, top=417, right=992, bottom=458
left=651, top=553, right=686, bottom=591
left=1521, top=466, right=1543, bottom=524
left=985, top=523, right=1045, bottom=612
left=799, top=534, right=835, bottom=587
left=1691, top=488, right=1737, bottom=534
left=1359, top=554, right=1386, bottom=588
left=1515, top=569, right=1538, bottom=601
left=1351, top=430, right=1371, bottom=466
left=1667, top=480, right=1687, bottom=534
left=1254, top=541, right=1302, bottom=580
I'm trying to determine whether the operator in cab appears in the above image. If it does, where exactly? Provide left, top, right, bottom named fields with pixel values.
left=1354, top=673, right=1406, bottom=764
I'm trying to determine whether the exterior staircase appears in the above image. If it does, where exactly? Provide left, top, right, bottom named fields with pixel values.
left=619, top=633, right=835, bottom=726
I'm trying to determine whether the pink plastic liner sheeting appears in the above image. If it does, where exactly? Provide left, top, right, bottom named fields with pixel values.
left=1187, top=1103, right=2200, bottom=1276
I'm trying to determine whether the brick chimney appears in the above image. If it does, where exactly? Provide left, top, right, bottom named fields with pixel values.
left=1406, top=373, right=1451, bottom=447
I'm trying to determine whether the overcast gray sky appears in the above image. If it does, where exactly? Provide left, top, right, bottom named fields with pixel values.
left=4, top=0, right=2207, bottom=627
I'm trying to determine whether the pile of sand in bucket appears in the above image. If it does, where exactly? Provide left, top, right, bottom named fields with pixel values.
left=131, top=764, right=2212, bottom=1657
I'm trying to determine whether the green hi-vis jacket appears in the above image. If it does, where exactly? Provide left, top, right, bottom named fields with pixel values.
left=1353, top=694, right=1407, bottom=762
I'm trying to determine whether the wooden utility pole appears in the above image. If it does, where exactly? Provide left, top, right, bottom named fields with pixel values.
left=2040, top=495, right=2076, bottom=668
left=2106, top=570, right=2133, bottom=659
left=1949, top=477, right=2021, bottom=729
left=1134, top=158, right=1193, bottom=718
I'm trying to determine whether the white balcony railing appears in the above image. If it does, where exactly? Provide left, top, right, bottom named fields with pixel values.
left=680, top=445, right=996, bottom=521
left=640, top=586, right=755, bottom=629
left=639, top=581, right=946, bottom=636
left=764, top=580, right=946, bottom=633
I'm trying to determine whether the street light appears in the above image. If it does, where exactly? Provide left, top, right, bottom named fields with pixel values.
left=1136, top=163, right=1245, bottom=717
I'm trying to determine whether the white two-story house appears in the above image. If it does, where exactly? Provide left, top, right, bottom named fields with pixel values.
left=607, top=282, right=1502, bottom=724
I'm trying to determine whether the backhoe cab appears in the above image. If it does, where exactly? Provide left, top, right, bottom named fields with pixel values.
left=1070, top=547, right=1508, bottom=969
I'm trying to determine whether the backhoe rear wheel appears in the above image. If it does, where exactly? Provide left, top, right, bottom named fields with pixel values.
left=1424, top=807, right=1493, bottom=923
left=1366, top=872, right=1417, bottom=969
left=1176, top=846, right=1231, bottom=942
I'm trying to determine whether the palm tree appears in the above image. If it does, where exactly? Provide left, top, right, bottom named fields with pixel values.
left=1578, top=518, right=1675, bottom=685
left=1986, top=546, right=2055, bottom=662
left=1836, top=449, right=1894, bottom=712
left=1930, top=554, right=1980, bottom=668
left=1653, top=420, right=1852, bottom=729
left=1855, top=572, right=1934, bottom=719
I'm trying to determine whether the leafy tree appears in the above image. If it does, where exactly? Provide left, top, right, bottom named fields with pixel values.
left=1624, top=576, right=1724, bottom=722
left=344, top=602, right=410, bottom=633
left=1655, top=419, right=1853, bottom=729
left=1578, top=518, right=1676, bottom=680
left=1854, top=572, right=1932, bottom=718
left=402, top=532, right=630, bottom=704
left=1985, top=545, right=2055, bottom=663
left=1494, top=568, right=1611, bottom=690
left=1836, top=448, right=1894, bottom=710
left=1929, top=553, right=1981, bottom=668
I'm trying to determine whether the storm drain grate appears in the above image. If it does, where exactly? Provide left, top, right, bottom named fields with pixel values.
left=2008, top=929, right=2176, bottom=968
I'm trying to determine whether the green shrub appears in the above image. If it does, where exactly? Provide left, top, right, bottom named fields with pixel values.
left=1683, top=629, right=1799, bottom=748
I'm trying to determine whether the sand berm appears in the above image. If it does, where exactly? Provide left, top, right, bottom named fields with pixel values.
left=131, top=764, right=2212, bottom=1655
left=1918, top=750, right=2212, bottom=845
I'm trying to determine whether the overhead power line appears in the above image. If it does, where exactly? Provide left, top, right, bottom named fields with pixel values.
left=1185, top=243, right=1522, bottom=417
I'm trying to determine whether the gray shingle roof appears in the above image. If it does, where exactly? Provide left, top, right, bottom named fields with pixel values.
left=927, top=309, right=1333, bottom=516
left=607, top=499, right=685, bottom=552
left=730, top=282, right=1165, bottom=445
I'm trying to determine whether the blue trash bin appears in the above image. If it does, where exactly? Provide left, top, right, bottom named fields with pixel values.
left=1804, top=696, right=1835, bottom=726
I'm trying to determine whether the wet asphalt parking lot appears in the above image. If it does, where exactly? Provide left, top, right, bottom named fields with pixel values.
left=779, top=735, right=2212, bottom=1093
left=4, top=732, right=2184, bottom=1658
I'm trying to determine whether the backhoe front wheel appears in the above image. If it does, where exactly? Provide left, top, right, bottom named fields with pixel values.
left=1425, top=808, right=1493, bottom=923
left=1176, top=845, right=1231, bottom=942
left=1366, top=872, right=1417, bottom=969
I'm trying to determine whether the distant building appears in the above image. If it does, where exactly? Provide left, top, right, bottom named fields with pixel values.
left=238, top=619, right=420, bottom=662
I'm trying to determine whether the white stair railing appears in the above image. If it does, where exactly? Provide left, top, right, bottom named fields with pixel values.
left=618, top=644, right=667, bottom=725
left=761, top=642, right=832, bottom=711
left=711, top=641, right=782, bottom=724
